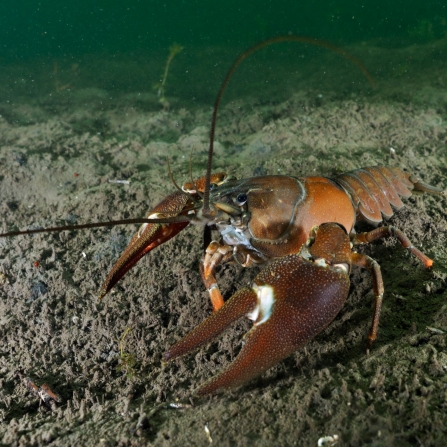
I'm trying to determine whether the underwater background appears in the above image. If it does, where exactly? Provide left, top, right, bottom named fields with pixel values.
left=3, top=1, right=447, bottom=58
left=1, top=0, right=447, bottom=106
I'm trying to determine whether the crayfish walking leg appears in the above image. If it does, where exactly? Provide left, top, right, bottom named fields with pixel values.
left=351, top=225, right=434, bottom=349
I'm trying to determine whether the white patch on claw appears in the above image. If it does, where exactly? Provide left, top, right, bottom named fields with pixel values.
left=246, top=283, right=275, bottom=325
left=314, top=258, right=328, bottom=268
left=334, top=263, right=349, bottom=274
left=138, top=223, right=148, bottom=238
left=137, top=212, right=162, bottom=238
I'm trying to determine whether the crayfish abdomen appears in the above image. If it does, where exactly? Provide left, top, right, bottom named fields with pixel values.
left=333, top=165, right=443, bottom=224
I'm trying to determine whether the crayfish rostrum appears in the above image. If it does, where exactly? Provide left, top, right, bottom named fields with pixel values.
left=2, top=36, right=445, bottom=396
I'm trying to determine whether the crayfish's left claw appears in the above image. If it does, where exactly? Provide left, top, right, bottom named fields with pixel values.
left=98, top=191, right=193, bottom=299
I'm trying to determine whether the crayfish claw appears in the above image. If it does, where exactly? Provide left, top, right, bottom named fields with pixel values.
left=196, top=254, right=351, bottom=395
left=164, top=287, right=258, bottom=363
left=166, top=230, right=353, bottom=395
left=98, top=191, right=193, bottom=299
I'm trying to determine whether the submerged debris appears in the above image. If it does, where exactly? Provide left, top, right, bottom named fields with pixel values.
left=108, top=179, right=131, bottom=185
left=15, top=371, right=61, bottom=411
left=317, top=434, right=339, bottom=446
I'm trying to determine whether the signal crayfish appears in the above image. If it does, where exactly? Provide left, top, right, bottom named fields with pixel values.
left=2, top=36, right=445, bottom=396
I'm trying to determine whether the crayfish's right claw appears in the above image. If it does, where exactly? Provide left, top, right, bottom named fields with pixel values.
left=164, top=230, right=352, bottom=395
left=98, top=191, right=193, bottom=299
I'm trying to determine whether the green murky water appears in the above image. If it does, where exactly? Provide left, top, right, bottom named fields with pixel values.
left=1, top=1, right=446, bottom=106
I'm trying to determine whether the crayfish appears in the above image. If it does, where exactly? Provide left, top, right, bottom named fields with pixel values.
left=2, top=36, right=445, bottom=396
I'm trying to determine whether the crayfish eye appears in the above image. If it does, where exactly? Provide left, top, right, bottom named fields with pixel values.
left=234, top=193, right=248, bottom=206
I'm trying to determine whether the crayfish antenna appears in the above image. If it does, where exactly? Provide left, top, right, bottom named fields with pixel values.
left=0, top=218, right=190, bottom=238
left=201, top=35, right=375, bottom=217
left=166, top=156, right=200, bottom=203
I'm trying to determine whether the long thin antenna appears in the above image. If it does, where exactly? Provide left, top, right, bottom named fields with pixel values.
left=0, top=216, right=193, bottom=238
left=201, top=35, right=375, bottom=216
